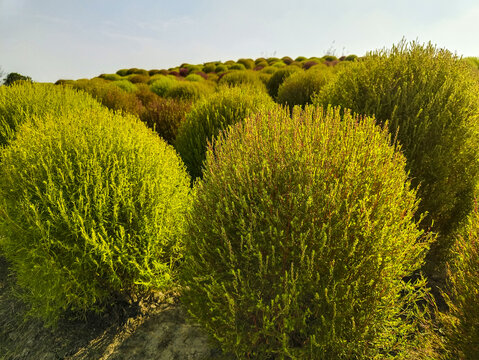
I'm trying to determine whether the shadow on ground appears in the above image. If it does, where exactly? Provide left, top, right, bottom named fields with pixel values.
left=0, top=257, right=230, bottom=360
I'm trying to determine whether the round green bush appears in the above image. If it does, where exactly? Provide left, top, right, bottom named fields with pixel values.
left=0, top=82, right=103, bottom=146
left=0, top=108, right=191, bottom=324
left=236, top=58, right=255, bottom=69
left=100, top=73, right=122, bottom=81
left=217, top=70, right=266, bottom=91
left=277, top=67, right=333, bottom=108
left=175, top=86, right=275, bottom=179
left=215, top=64, right=228, bottom=73
left=266, top=66, right=303, bottom=99
left=440, top=201, right=479, bottom=359
left=116, top=69, right=129, bottom=77
left=113, top=79, right=138, bottom=93
left=260, top=66, right=276, bottom=74
left=202, top=63, right=216, bottom=73
left=164, top=81, right=213, bottom=102
left=150, top=76, right=176, bottom=96
left=315, top=41, right=479, bottom=275
left=181, top=105, right=433, bottom=359
left=185, top=73, right=204, bottom=82
left=228, top=63, right=246, bottom=71
left=129, top=74, right=150, bottom=84
left=72, top=79, right=144, bottom=116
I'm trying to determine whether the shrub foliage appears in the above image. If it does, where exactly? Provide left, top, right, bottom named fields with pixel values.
left=175, top=86, right=275, bottom=179
left=0, top=82, right=103, bottom=146
left=440, top=200, right=479, bottom=359
left=315, top=41, right=479, bottom=274
left=0, top=108, right=191, bottom=324
left=181, top=105, right=433, bottom=359
left=277, top=67, right=333, bottom=108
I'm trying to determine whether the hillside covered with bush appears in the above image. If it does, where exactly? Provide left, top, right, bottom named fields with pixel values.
left=1, top=41, right=479, bottom=359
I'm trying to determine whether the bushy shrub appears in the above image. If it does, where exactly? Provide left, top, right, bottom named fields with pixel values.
left=100, top=73, right=122, bottom=81
left=129, top=74, right=150, bottom=84
left=185, top=73, right=204, bottom=82
left=295, top=56, right=307, bottom=61
left=344, top=54, right=358, bottom=61
left=175, top=86, right=275, bottom=179
left=72, top=78, right=144, bottom=116
left=215, top=64, right=228, bottom=73
left=266, top=66, right=303, bottom=98
left=150, top=76, right=177, bottom=97
left=113, top=79, right=138, bottom=93
left=165, top=81, right=213, bottom=102
left=322, top=55, right=338, bottom=62
left=266, top=57, right=280, bottom=64
left=127, top=68, right=148, bottom=76
left=315, top=41, right=479, bottom=275
left=277, top=67, right=333, bottom=107
left=440, top=201, right=479, bottom=359
left=217, top=70, right=266, bottom=91
left=237, top=58, right=255, bottom=69
left=148, top=69, right=163, bottom=76
left=281, top=56, right=294, bottom=65
left=116, top=69, right=129, bottom=77
left=181, top=105, right=434, bottom=359
left=202, top=63, right=216, bottom=73
left=228, top=63, right=246, bottom=71
left=0, top=82, right=103, bottom=146
left=303, top=60, right=320, bottom=70
left=272, top=60, right=286, bottom=68
left=141, top=97, right=192, bottom=144
left=0, top=108, right=191, bottom=325
left=260, top=66, right=276, bottom=74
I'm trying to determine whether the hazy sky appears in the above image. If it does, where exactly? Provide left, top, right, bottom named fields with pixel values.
left=1, top=0, right=478, bottom=82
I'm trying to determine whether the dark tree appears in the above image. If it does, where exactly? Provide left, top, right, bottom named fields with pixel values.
left=3, top=72, right=32, bottom=86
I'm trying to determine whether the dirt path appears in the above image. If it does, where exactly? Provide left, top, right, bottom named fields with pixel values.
left=0, top=257, right=231, bottom=360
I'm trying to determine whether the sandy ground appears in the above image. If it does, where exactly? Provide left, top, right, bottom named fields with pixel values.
left=0, top=257, right=232, bottom=360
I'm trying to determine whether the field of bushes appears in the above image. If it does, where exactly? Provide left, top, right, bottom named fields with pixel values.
left=1, top=40, right=479, bottom=359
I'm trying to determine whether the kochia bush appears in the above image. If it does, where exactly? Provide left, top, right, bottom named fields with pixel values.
left=315, top=41, right=479, bottom=275
left=0, top=82, right=103, bottom=146
left=181, top=106, right=433, bottom=359
left=440, top=201, right=479, bottom=359
left=266, top=66, right=303, bottom=99
left=0, top=109, right=191, bottom=324
left=277, top=67, right=333, bottom=108
left=175, top=86, right=275, bottom=179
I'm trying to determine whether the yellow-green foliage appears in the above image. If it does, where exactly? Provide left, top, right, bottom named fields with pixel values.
left=113, top=79, right=138, bottom=92
left=181, top=105, right=433, bottom=359
left=266, top=66, right=303, bottom=99
left=277, top=66, right=333, bottom=107
left=72, top=78, right=143, bottom=116
left=440, top=201, right=479, bottom=359
left=175, top=86, right=275, bottom=179
left=0, top=82, right=103, bottom=146
left=165, top=81, right=213, bottom=101
left=217, top=70, right=266, bottom=91
left=150, top=76, right=177, bottom=96
left=315, top=41, right=479, bottom=274
left=0, top=108, right=191, bottom=325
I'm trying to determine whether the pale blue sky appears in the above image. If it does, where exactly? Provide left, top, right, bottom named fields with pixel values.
left=1, top=0, right=477, bottom=82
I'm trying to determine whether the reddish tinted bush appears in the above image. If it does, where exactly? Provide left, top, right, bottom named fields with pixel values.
left=129, top=74, right=150, bottom=84
left=303, top=60, right=319, bottom=70
left=179, top=68, right=189, bottom=77
left=140, top=97, right=192, bottom=144
left=281, top=56, right=294, bottom=65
